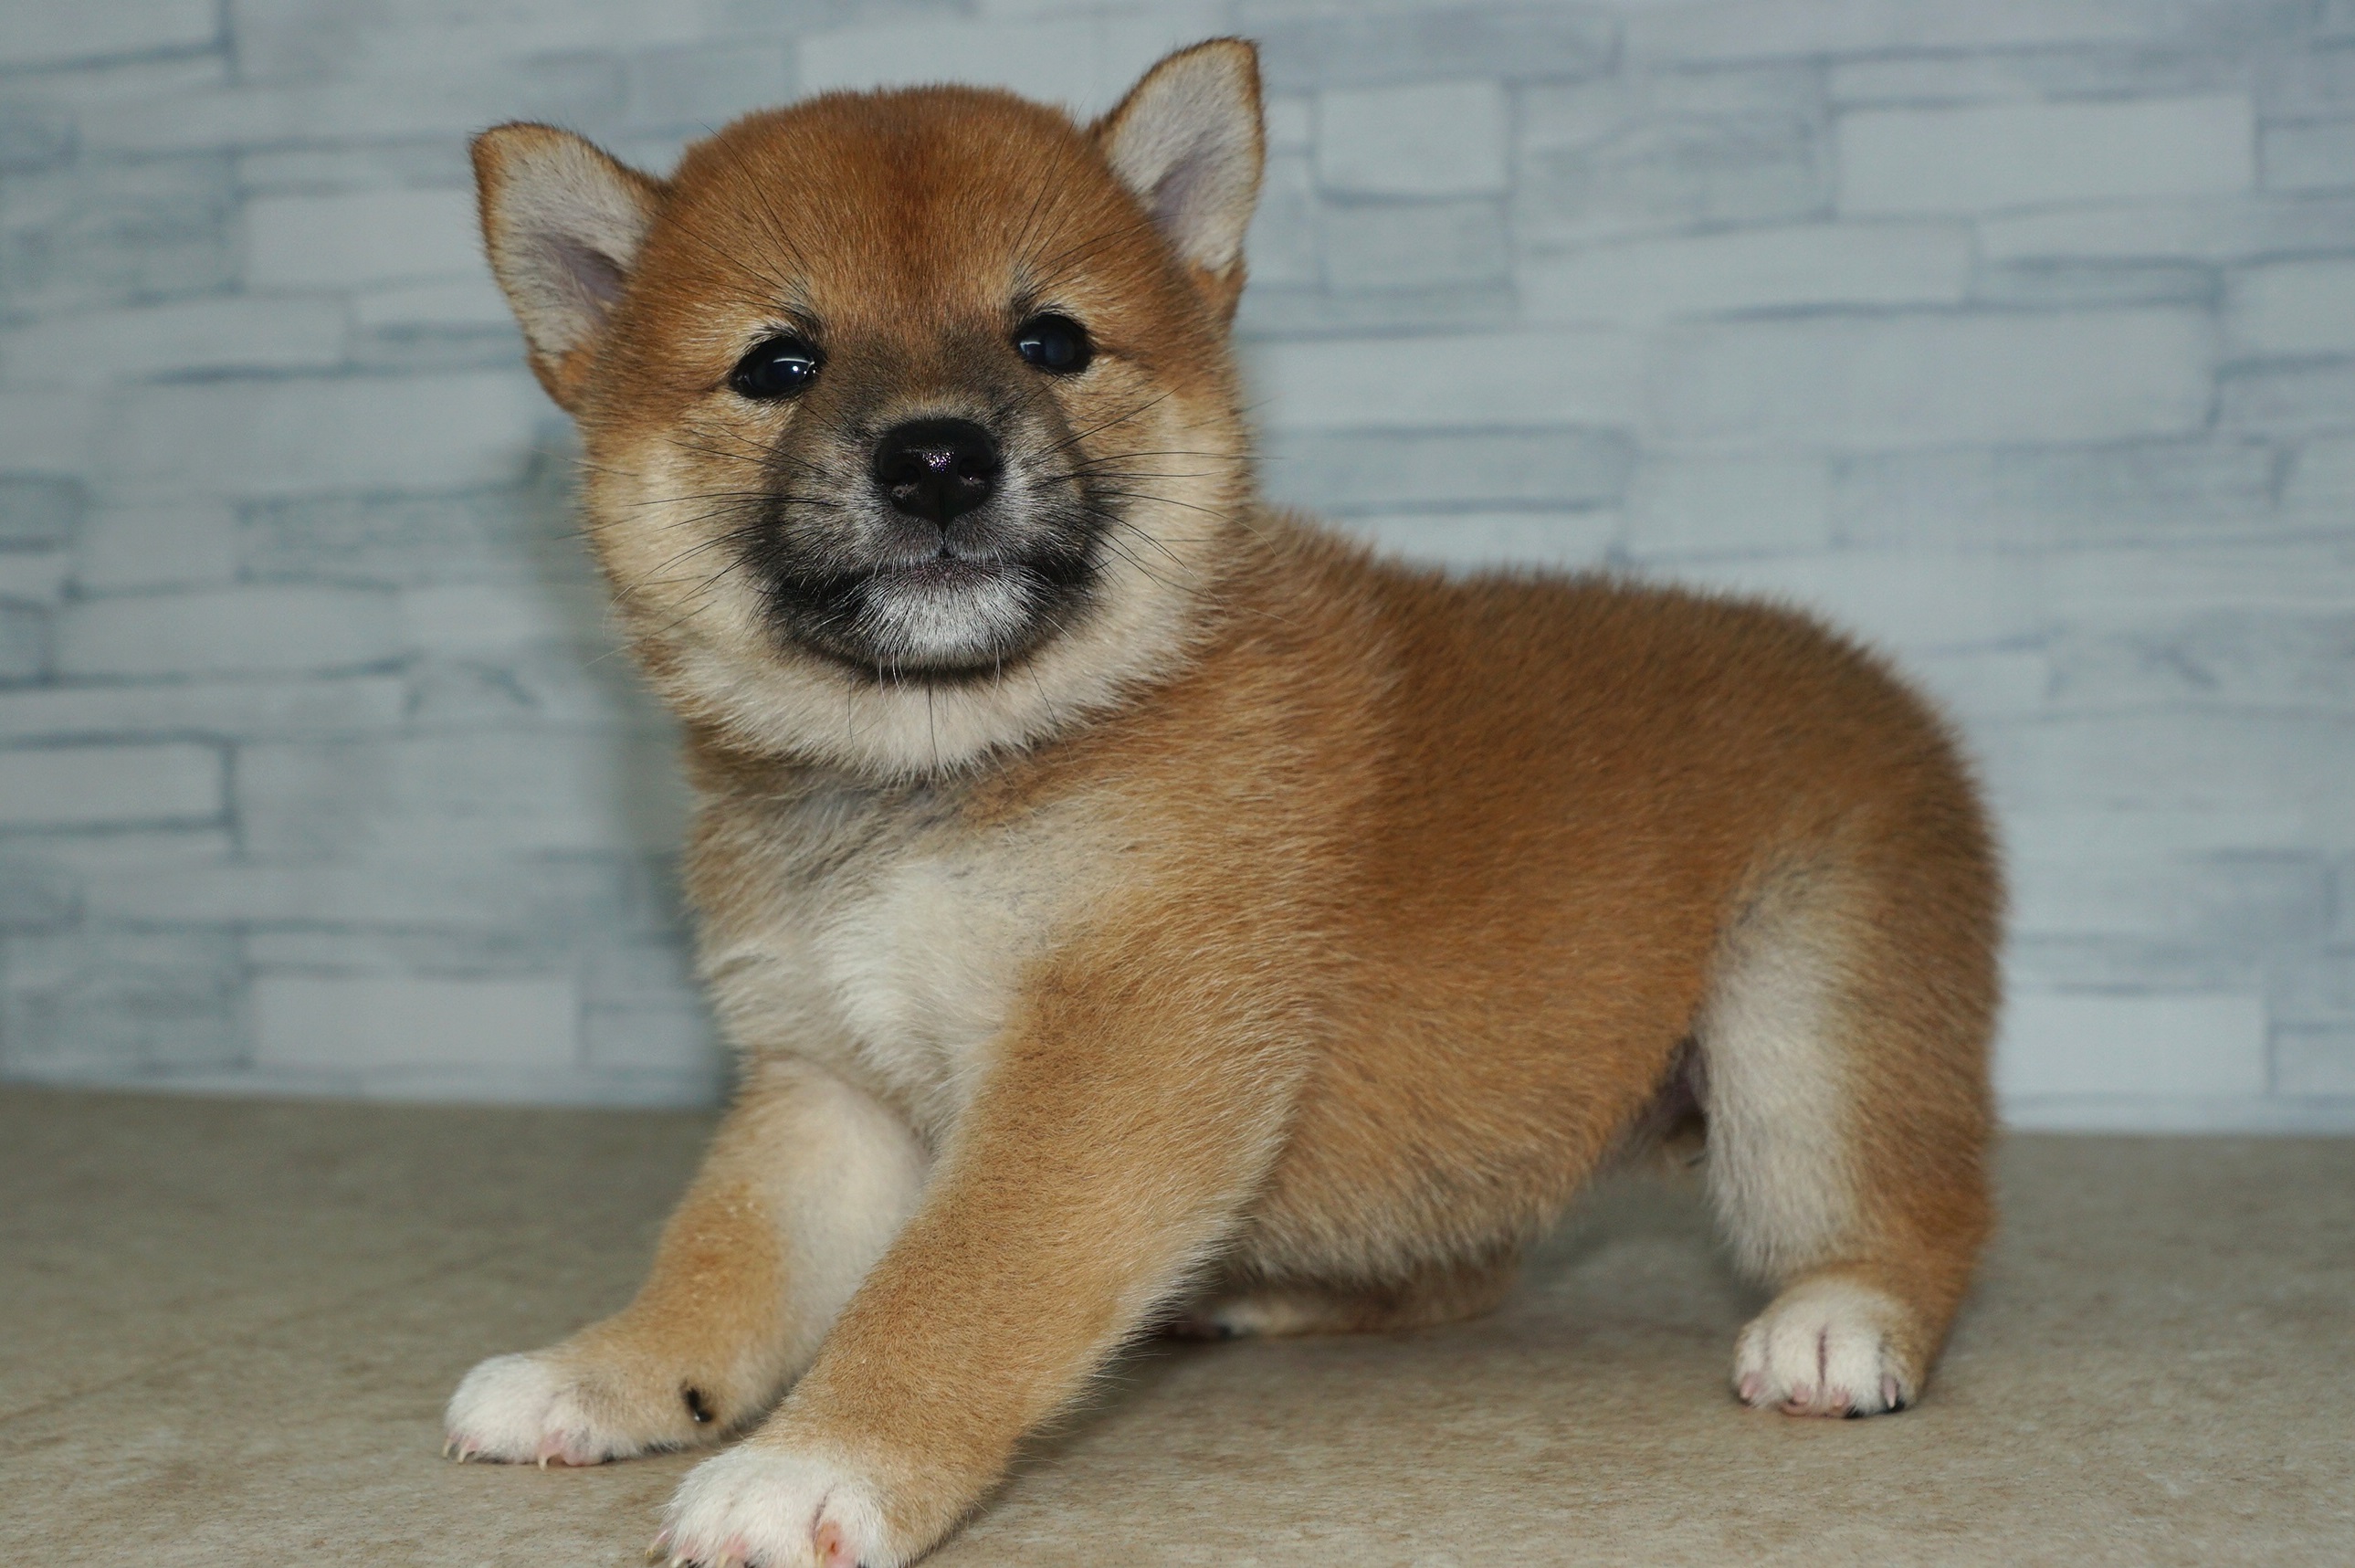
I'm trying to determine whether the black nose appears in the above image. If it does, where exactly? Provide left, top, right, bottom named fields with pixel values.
left=872, top=418, right=1001, bottom=527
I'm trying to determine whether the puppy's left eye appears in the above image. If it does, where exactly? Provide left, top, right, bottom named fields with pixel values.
left=1015, top=313, right=1092, bottom=375
left=730, top=335, right=822, bottom=400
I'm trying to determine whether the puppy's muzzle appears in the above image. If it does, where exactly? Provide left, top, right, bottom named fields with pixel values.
left=873, top=418, right=1002, bottom=530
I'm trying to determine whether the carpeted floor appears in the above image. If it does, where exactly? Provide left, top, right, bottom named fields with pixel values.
left=2, top=1087, right=2349, bottom=1566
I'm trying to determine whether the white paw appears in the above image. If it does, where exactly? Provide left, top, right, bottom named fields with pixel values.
left=1732, top=1279, right=1915, bottom=1418
left=656, top=1442, right=891, bottom=1568
left=444, top=1350, right=686, bottom=1466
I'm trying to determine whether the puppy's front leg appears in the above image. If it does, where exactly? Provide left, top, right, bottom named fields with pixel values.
left=446, top=1057, right=926, bottom=1465
left=657, top=984, right=1302, bottom=1568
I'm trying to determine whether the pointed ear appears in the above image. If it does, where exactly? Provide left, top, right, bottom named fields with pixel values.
left=1095, top=38, right=1264, bottom=320
left=472, top=123, right=664, bottom=411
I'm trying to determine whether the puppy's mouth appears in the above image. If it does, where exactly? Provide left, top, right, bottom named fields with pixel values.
left=760, top=535, right=1099, bottom=679
left=868, top=552, right=1015, bottom=593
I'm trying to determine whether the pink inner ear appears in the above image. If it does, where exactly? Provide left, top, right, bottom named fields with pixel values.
left=1149, top=154, right=1210, bottom=237
left=547, top=232, right=628, bottom=313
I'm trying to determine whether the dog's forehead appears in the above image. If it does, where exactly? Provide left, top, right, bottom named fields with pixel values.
left=654, top=88, right=1149, bottom=323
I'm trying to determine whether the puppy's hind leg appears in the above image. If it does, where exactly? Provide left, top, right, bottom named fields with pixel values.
left=1698, top=842, right=1997, bottom=1418
left=444, top=1056, right=926, bottom=1464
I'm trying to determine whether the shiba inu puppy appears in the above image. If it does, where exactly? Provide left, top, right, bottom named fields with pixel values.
left=447, top=38, right=2000, bottom=1568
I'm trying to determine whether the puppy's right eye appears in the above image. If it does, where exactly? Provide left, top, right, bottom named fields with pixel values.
left=730, top=335, right=821, bottom=400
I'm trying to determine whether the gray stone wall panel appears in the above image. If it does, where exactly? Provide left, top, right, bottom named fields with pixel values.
left=0, top=0, right=2342, bottom=1127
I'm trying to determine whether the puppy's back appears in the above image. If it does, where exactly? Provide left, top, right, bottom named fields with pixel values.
left=1224, top=521, right=1998, bottom=1289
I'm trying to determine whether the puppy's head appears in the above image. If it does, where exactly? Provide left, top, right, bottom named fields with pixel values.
left=473, top=40, right=1265, bottom=776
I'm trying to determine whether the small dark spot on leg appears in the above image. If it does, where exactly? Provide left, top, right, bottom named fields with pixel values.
left=683, top=1386, right=713, bottom=1425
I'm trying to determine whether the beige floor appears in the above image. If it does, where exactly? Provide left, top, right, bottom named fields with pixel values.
left=2, top=1088, right=2349, bottom=1566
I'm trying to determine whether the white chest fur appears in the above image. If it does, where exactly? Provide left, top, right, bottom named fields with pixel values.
left=694, top=784, right=1090, bottom=1137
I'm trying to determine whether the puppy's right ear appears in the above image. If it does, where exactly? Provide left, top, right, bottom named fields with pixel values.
left=472, top=123, right=663, bottom=411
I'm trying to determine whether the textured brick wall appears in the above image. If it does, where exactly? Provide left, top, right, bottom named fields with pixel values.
left=3, top=0, right=2350, bottom=1129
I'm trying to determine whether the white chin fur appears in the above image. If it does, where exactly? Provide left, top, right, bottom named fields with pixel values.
left=857, top=570, right=1036, bottom=668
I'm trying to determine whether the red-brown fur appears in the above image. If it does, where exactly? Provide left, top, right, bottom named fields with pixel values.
left=450, top=41, right=1999, bottom=1568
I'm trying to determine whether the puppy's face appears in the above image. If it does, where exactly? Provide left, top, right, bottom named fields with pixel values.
left=475, top=42, right=1266, bottom=775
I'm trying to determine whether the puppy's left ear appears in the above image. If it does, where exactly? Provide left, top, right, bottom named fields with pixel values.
left=1096, top=38, right=1264, bottom=322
